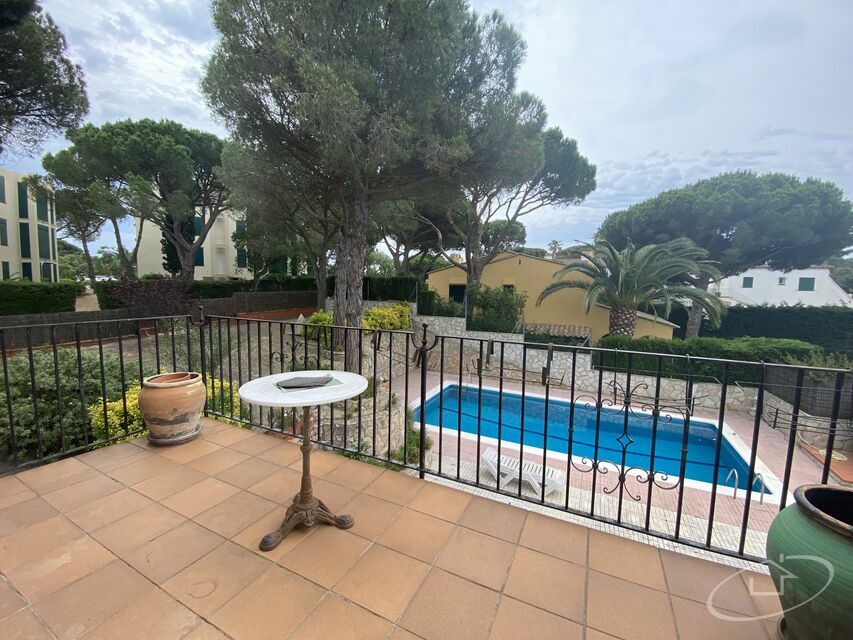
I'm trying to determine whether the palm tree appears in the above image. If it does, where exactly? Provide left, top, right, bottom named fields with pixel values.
left=537, top=239, right=723, bottom=336
left=547, top=239, right=562, bottom=259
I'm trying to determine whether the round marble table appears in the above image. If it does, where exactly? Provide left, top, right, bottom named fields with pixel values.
left=238, top=370, right=368, bottom=551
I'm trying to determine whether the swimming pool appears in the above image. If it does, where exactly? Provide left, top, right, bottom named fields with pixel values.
left=415, top=384, right=769, bottom=493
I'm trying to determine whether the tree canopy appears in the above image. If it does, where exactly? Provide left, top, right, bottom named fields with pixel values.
left=0, top=1, right=87, bottom=154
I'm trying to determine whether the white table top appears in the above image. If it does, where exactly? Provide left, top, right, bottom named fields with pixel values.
left=237, top=370, right=368, bottom=409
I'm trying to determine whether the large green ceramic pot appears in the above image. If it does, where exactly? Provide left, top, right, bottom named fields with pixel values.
left=766, top=485, right=853, bottom=640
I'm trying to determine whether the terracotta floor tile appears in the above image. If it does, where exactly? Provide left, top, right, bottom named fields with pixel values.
left=436, top=526, right=516, bottom=590
left=0, top=486, right=36, bottom=511
left=211, top=565, right=324, bottom=640
left=33, top=560, right=153, bottom=639
left=256, top=440, right=303, bottom=465
left=401, top=568, right=500, bottom=640
left=490, top=595, right=583, bottom=640
left=42, top=474, right=122, bottom=512
left=133, top=466, right=207, bottom=501
left=246, top=467, right=302, bottom=502
left=587, top=570, right=676, bottom=640
left=460, top=497, right=527, bottom=543
left=163, top=541, right=269, bottom=617
left=341, top=493, right=403, bottom=540
left=503, top=547, right=586, bottom=622
left=85, top=449, right=151, bottom=475
left=194, top=491, right=276, bottom=538
left=661, top=550, right=757, bottom=616
left=585, top=629, right=622, bottom=640
left=83, top=588, right=199, bottom=640
left=0, top=578, right=25, bottom=619
left=289, top=449, right=346, bottom=477
left=90, top=503, right=185, bottom=557
left=205, top=426, right=256, bottom=448
left=124, top=521, right=224, bottom=584
left=334, top=545, right=430, bottom=621
left=76, top=441, right=145, bottom=470
left=742, top=571, right=782, bottom=621
left=231, top=506, right=317, bottom=561
left=0, top=497, right=58, bottom=537
left=161, top=477, right=240, bottom=518
left=158, top=438, right=222, bottom=464
left=589, top=530, right=666, bottom=591
left=279, top=526, right=370, bottom=588
left=324, top=458, right=385, bottom=491
left=518, top=512, right=588, bottom=566
left=230, top=431, right=284, bottom=455
left=408, top=482, right=472, bottom=522
left=290, top=594, right=392, bottom=640
left=6, top=535, right=114, bottom=601
left=183, top=622, right=232, bottom=640
left=17, top=458, right=97, bottom=494
left=0, top=608, right=54, bottom=640
left=106, top=454, right=177, bottom=486
left=215, top=457, right=281, bottom=489
left=0, top=515, right=82, bottom=571
left=388, top=627, right=422, bottom=640
left=363, top=470, right=425, bottom=505
left=0, top=475, right=28, bottom=499
left=311, top=478, right=359, bottom=512
left=187, top=447, right=250, bottom=475
left=65, top=488, right=152, bottom=532
left=671, top=595, right=771, bottom=640
left=377, top=508, right=454, bottom=563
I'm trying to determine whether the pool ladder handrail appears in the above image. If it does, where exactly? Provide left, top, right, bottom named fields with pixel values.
left=724, top=468, right=765, bottom=504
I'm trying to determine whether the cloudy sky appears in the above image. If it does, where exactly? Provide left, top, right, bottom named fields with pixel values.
left=6, top=0, right=853, bottom=250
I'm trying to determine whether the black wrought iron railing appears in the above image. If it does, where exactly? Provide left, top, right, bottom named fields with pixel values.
left=1, top=311, right=850, bottom=562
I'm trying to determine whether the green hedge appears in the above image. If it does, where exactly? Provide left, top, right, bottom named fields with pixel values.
left=596, top=335, right=822, bottom=384
left=524, top=332, right=587, bottom=347
left=699, top=306, right=853, bottom=357
left=0, top=281, right=78, bottom=316
left=468, top=285, right=527, bottom=333
left=417, top=287, right=465, bottom=317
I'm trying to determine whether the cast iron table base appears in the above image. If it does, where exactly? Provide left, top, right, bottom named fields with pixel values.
left=259, top=407, right=353, bottom=551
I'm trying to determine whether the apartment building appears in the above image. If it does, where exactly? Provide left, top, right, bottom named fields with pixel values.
left=0, top=167, right=59, bottom=282
left=709, top=266, right=852, bottom=307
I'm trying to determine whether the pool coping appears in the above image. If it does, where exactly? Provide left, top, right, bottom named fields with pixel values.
left=412, top=380, right=786, bottom=505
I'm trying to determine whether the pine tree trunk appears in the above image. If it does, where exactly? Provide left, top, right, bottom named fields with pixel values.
left=312, top=257, right=327, bottom=310
left=333, top=193, right=369, bottom=371
left=81, top=240, right=97, bottom=290
left=608, top=307, right=638, bottom=336
left=685, top=276, right=712, bottom=339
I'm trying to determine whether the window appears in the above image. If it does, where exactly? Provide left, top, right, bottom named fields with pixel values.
left=19, top=222, right=30, bottom=258
left=778, top=277, right=786, bottom=286
left=503, top=284, right=515, bottom=291
left=17, top=183, right=28, bottom=218
left=50, top=229, right=56, bottom=260
left=37, top=225, right=51, bottom=259
left=0, top=218, right=7, bottom=246
left=193, top=216, right=204, bottom=266
left=52, top=264, right=57, bottom=282
left=1, top=262, right=9, bottom=280
left=448, top=284, right=466, bottom=303
left=742, top=276, right=753, bottom=288
left=798, top=277, right=815, bottom=292
left=40, top=262, right=52, bottom=282
left=235, top=220, right=247, bottom=268
left=21, top=262, right=32, bottom=280
left=36, top=195, right=48, bottom=221
left=0, top=175, right=5, bottom=203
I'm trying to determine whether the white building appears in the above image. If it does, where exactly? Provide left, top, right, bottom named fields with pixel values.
left=0, top=167, right=60, bottom=282
left=135, top=211, right=252, bottom=280
left=710, top=266, right=852, bottom=307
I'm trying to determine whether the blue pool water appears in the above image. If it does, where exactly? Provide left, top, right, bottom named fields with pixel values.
left=415, top=384, right=766, bottom=492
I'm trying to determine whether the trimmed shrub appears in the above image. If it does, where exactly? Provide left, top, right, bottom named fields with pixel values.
left=467, top=285, right=527, bottom=333
left=363, top=303, right=411, bottom=330
left=596, top=335, right=822, bottom=384
left=0, top=281, right=78, bottom=315
left=417, top=287, right=465, bottom=317
left=304, top=310, right=333, bottom=340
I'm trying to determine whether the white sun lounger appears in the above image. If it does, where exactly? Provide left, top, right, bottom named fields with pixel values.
left=481, top=447, right=565, bottom=498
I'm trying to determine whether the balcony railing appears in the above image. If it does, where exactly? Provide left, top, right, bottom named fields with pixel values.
left=1, top=310, right=849, bottom=561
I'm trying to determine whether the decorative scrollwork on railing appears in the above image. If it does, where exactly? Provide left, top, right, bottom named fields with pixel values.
left=636, top=469, right=681, bottom=491
left=271, top=350, right=320, bottom=371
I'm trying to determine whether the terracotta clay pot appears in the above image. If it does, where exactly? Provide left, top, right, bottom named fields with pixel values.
left=138, top=372, right=206, bottom=445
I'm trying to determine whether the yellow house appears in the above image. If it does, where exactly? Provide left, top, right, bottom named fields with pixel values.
left=426, top=251, right=676, bottom=342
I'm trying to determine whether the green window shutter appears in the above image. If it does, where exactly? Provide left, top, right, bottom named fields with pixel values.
left=195, top=247, right=204, bottom=267
left=798, top=277, right=815, bottom=292
left=1, top=262, right=9, bottom=280
left=36, top=196, right=48, bottom=221
left=38, top=225, right=51, bottom=259
left=0, top=219, right=7, bottom=246
left=40, top=262, right=52, bottom=282
left=193, top=216, right=203, bottom=236
left=21, top=263, right=32, bottom=280
left=0, top=175, right=6, bottom=203
left=50, top=229, right=56, bottom=259
left=235, top=220, right=247, bottom=267
left=17, top=183, right=28, bottom=218
left=742, top=276, right=753, bottom=288
left=19, top=222, right=30, bottom=258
